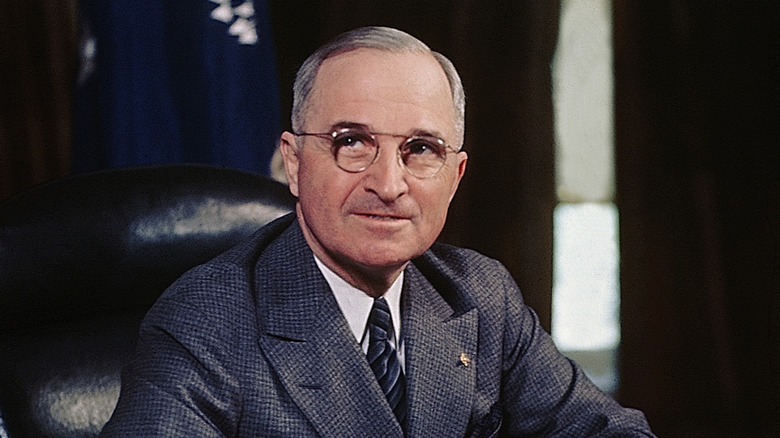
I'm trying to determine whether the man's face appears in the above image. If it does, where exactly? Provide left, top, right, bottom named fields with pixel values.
left=281, top=48, right=467, bottom=285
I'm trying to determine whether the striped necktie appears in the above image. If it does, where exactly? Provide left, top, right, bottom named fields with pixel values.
left=367, top=297, right=407, bottom=426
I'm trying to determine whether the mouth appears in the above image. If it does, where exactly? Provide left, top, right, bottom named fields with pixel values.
left=354, top=212, right=410, bottom=221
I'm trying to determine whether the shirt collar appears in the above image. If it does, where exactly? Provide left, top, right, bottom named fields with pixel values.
left=312, top=254, right=403, bottom=344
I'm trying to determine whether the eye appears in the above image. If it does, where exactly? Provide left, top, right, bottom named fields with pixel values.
left=330, top=129, right=377, bottom=166
left=331, top=129, right=374, bottom=149
left=404, top=138, right=446, bottom=157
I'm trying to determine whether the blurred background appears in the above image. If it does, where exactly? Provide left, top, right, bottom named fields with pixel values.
left=1, top=1, right=778, bottom=436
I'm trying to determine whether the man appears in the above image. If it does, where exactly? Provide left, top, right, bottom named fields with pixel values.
left=102, top=26, right=655, bottom=437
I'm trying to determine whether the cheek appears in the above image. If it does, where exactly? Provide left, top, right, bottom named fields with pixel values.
left=419, top=188, right=455, bottom=230
left=296, top=160, right=352, bottom=219
left=433, top=199, right=453, bottom=229
left=297, top=156, right=330, bottom=195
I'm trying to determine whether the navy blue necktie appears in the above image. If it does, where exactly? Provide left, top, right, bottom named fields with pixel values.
left=367, top=297, right=407, bottom=426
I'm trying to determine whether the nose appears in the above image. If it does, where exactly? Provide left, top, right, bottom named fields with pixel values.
left=362, top=143, right=409, bottom=202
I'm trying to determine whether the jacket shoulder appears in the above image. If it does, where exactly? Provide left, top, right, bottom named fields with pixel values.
left=414, top=243, right=522, bottom=307
left=420, top=243, right=514, bottom=283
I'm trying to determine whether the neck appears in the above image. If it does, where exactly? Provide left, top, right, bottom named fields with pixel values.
left=326, top=255, right=407, bottom=299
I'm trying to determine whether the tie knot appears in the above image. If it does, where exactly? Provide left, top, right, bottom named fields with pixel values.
left=369, top=297, right=393, bottom=340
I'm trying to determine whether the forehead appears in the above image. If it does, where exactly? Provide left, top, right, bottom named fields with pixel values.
left=307, top=48, right=456, bottom=139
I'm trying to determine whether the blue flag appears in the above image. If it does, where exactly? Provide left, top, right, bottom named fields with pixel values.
left=74, top=0, right=281, bottom=175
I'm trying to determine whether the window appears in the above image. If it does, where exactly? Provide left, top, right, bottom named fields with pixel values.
left=551, top=0, right=619, bottom=393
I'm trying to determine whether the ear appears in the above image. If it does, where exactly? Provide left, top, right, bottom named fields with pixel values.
left=279, top=131, right=301, bottom=197
left=448, top=151, right=468, bottom=202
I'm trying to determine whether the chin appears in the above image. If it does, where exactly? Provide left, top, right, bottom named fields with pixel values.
left=350, top=246, right=417, bottom=269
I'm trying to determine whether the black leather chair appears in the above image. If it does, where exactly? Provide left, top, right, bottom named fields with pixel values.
left=0, top=164, right=296, bottom=438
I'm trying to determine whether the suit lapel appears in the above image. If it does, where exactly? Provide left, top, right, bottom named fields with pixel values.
left=403, top=262, right=479, bottom=438
left=255, top=223, right=403, bottom=438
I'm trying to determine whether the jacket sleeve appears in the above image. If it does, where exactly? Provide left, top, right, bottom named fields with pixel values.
left=99, top=267, right=244, bottom=437
left=496, top=265, right=656, bottom=437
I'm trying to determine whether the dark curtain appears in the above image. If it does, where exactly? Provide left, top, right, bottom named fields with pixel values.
left=0, top=1, right=76, bottom=199
left=615, top=1, right=780, bottom=436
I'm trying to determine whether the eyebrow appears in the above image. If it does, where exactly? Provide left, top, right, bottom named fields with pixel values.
left=329, top=121, right=448, bottom=142
left=330, top=121, right=371, bottom=132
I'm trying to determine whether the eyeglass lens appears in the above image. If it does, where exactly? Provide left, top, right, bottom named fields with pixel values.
left=330, top=129, right=449, bottom=178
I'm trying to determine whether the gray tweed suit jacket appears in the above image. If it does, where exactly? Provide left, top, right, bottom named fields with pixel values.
left=101, top=213, right=655, bottom=437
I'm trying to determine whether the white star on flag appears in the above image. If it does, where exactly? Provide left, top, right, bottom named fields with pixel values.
left=208, top=0, right=258, bottom=44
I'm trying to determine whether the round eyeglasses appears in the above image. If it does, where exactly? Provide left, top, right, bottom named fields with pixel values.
left=294, top=127, right=459, bottom=179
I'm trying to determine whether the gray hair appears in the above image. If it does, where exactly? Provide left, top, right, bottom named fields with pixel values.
left=291, top=26, right=466, bottom=147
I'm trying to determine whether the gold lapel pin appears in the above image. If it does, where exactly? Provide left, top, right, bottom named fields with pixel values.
left=460, top=353, right=471, bottom=367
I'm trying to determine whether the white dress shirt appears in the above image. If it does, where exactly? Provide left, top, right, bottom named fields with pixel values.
left=313, top=255, right=405, bottom=370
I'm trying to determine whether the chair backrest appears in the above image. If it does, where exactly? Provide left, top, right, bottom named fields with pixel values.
left=0, top=164, right=296, bottom=438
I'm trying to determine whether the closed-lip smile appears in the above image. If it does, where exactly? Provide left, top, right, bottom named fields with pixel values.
left=354, top=211, right=410, bottom=221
